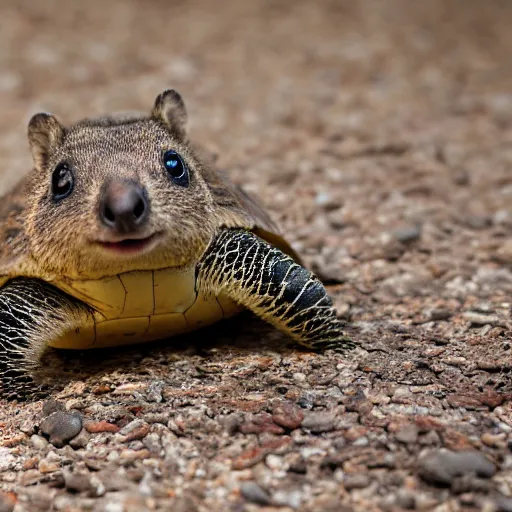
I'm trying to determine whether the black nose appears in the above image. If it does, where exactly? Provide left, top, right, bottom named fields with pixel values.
left=99, top=181, right=149, bottom=234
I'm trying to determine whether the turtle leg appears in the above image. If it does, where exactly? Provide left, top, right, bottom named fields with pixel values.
left=197, top=229, right=357, bottom=351
left=0, top=278, right=92, bottom=401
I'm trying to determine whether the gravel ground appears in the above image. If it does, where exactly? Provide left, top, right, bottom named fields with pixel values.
left=1, top=1, right=512, bottom=510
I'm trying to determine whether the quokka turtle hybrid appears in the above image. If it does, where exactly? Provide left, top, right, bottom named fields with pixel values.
left=0, top=89, right=354, bottom=399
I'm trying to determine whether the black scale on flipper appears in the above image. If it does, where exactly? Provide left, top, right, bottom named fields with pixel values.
left=198, top=228, right=357, bottom=351
left=0, top=278, right=91, bottom=401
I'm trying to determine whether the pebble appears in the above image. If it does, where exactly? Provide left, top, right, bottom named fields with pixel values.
left=40, top=411, right=83, bottom=448
left=418, top=450, right=496, bottom=486
left=240, top=482, right=271, bottom=506
left=481, top=432, right=507, bottom=449
left=463, top=311, right=504, bottom=327
left=301, top=411, right=336, bottom=433
left=239, top=412, right=285, bottom=435
left=343, top=473, right=370, bottom=490
left=0, top=491, right=16, bottom=512
left=491, top=492, right=512, bottom=512
left=30, top=435, right=48, bottom=450
left=271, top=401, right=304, bottom=430
left=63, top=470, right=95, bottom=494
left=69, top=429, right=91, bottom=449
left=393, top=224, right=422, bottom=243
left=273, top=489, right=302, bottom=509
left=447, top=394, right=483, bottom=410
left=38, top=458, right=60, bottom=474
left=293, top=372, right=307, bottom=383
left=84, top=421, right=120, bottom=433
left=395, top=424, right=419, bottom=444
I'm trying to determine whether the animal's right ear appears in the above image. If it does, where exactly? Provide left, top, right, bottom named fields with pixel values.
left=27, top=113, right=65, bottom=170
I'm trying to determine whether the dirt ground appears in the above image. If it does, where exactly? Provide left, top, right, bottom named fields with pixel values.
left=0, top=0, right=512, bottom=510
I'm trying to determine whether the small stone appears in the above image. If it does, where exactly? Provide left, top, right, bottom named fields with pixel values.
left=447, top=394, right=482, bottom=410
left=463, top=311, right=504, bottom=327
left=479, top=389, right=507, bottom=409
left=428, top=308, right=452, bottom=321
left=92, top=384, right=112, bottom=395
left=273, top=489, right=302, bottom=509
left=119, top=449, right=151, bottom=463
left=69, top=429, right=91, bottom=449
left=0, top=491, right=16, bottom=512
left=63, top=470, right=94, bottom=494
left=240, top=412, right=285, bottom=435
left=121, top=424, right=150, bottom=443
left=293, top=372, right=307, bottom=383
left=491, top=492, right=512, bottom=512
left=343, top=389, right=373, bottom=416
left=38, top=458, right=60, bottom=474
left=418, top=450, right=496, bottom=486
left=30, top=435, right=48, bottom=450
left=396, top=424, right=419, bottom=444
left=40, top=410, right=83, bottom=448
left=396, top=489, right=416, bottom=509
left=272, top=401, right=304, bottom=430
left=301, top=411, right=336, bottom=433
left=393, top=224, right=422, bottom=244
left=343, top=474, right=370, bottom=490
left=84, top=421, right=120, bottom=433
left=495, top=240, right=512, bottom=265
left=481, top=432, right=507, bottom=448
left=240, top=482, right=271, bottom=506
left=419, top=430, right=441, bottom=446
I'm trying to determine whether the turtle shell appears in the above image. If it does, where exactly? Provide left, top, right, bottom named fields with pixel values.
left=0, top=165, right=299, bottom=349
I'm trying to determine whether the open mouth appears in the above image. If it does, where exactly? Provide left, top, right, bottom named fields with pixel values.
left=95, top=233, right=160, bottom=255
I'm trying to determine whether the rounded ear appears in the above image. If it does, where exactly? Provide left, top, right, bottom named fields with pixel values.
left=27, top=113, right=65, bottom=170
left=152, top=89, right=188, bottom=139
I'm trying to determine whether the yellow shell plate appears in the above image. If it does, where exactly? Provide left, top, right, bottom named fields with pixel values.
left=50, top=266, right=243, bottom=349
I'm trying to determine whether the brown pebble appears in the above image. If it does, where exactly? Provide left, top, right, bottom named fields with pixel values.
left=69, top=429, right=91, bottom=449
left=22, top=457, right=39, bottom=470
left=301, top=411, right=336, bottom=433
left=84, top=421, right=120, bottom=433
left=419, top=450, right=496, bottom=486
left=272, top=402, right=304, bottom=430
left=119, top=449, right=151, bottom=462
left=92, top=385, right=112, bottom=395
left=122, top=424, right=150, bottom=443
left=240, top=413, right=285, bottom=435
left=38, top=459, right=59, bottom=474
left=481, top=432, right=507, bottom=449
left=2, top=435, right=26, bottom=448
left=343, top=473, right=370, bottom=490
left=447, top=394, right=482, bottom=410
left=232, top=437, right=292, bottom=470
left=395, top=424, right=419, bottom=444
left=0, top=491, right=16, bottom=512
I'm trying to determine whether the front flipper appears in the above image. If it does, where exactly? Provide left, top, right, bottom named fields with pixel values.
left=197, top=229, right=357, bottom=351
left=0, top=278, right=92, bottom=400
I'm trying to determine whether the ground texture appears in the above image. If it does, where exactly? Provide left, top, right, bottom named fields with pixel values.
left=0, top=1, right=512, bottom=510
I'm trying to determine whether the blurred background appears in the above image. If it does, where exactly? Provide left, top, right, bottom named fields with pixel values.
left=0, top=0, right=512, bottom=279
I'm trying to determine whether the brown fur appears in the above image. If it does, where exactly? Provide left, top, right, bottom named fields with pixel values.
left=0, top=90, right=283, bottom=282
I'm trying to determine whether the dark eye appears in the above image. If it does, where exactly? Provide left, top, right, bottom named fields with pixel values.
left=51, top=163, right=74, bottom=202
left=163, top=150, right=189, bottom=187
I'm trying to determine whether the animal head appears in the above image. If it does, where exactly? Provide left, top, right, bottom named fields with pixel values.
left=25, top=90, right=218, bottom=278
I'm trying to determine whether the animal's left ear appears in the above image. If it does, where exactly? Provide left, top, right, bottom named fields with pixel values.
left=27, top=113, right=65, bottom=170
left=152, top=89, right=188, bottom=140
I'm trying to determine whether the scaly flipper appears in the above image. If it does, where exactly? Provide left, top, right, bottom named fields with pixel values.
left=0, top=278, right=92, bottom=400
left=197, top=229, right=356, bottom=351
